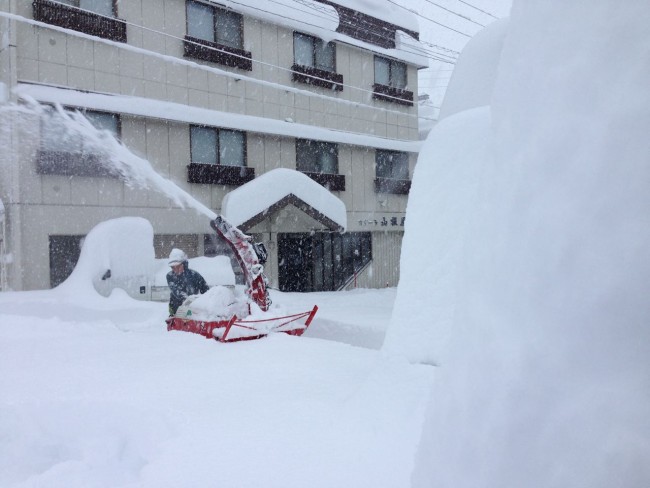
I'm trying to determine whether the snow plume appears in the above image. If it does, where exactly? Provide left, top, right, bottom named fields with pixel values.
left=385, top=1, right=650, bottom=488
left=5, top=97, right=216, bottom=220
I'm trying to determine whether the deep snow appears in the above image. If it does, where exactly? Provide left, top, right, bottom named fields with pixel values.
left=0, top=285, right=430, bottom=488
left=386, top=1, right=650, bottom=487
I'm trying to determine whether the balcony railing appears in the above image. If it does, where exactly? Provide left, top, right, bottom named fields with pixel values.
left=300, top=171, right=346, bottom=191
left=187, top=163, right=255, bottom=186
left=291, top=64, right=344, bottom=91
left=372, top=83, right=414, bottom=106
left=183, top=36, right=253, bottom=71
left=33, top=0, right=127, bottom=43
left=374, top=177, right=411, bottom=195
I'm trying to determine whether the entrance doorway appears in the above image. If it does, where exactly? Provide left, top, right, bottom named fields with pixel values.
left=278, top=232, right=371, bottom=292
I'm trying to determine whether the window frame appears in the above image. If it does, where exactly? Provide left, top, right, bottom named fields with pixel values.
left=291, top=32, right=343, bottom=91
left=295, top=139, right=345, bottom=191
left=187, top=125, right=254, bottom=186
left=372, top=56, right=414, bottom=106
left=58, top=0, right=117, bottom=17
left=184, top=0, right=252, bottom=71
left=374, top=150, right=411, bottom=194
left=293, top=32, right=336, bottom=72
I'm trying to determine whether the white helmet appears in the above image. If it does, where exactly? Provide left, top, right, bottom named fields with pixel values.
left=168, top=248, right=188, bottom=266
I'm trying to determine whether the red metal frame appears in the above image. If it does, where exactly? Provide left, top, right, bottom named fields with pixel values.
left=166, top=305, right=318, bottom=343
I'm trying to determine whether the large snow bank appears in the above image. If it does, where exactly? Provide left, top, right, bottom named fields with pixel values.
left=58, top=217, right=155, bottom=299
left=0, top=287, right=432, bottom=487
left=222, top=168, right=347, bottom=231
left=438, top=18, right=508, bottom=120
left=385, top=1, right=650, bottom=487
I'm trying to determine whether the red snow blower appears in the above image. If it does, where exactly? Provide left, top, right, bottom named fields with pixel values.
left=166, top=215, right=318, bottom=343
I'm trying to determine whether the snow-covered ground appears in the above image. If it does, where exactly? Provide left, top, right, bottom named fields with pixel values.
left=0, top=285, right=432, bottom=488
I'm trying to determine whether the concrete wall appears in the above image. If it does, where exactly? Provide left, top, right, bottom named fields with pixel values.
left=2, top=0, right=419, bottom=291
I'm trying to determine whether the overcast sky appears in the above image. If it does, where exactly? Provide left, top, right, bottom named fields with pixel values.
left=393, top=0, right=513, bottom=113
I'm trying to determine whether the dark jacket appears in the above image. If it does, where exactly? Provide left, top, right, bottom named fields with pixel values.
left=167, top=262, right=209, bottom=315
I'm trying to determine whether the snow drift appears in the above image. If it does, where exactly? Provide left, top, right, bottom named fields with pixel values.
left=58, top=217, right=154, bottom=299
left=384, top=1, right=650, bottom=487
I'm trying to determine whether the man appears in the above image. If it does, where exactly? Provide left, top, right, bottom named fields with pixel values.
left=166, top=248, right=209, bottom=316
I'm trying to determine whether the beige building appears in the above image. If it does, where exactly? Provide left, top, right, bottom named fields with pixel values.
left=0, top=0, right=424, bottom=294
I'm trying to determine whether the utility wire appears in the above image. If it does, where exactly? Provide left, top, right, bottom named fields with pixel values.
left=422, top=0, right=486, bottom=27
left=385, top=0, right=474, bottom=38
left=455, top=0, right=500, bottom=19
left=279, top=0, right=461, bottom=62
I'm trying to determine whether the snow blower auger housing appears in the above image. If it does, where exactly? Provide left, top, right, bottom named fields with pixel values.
left=166, top=215, right=318, bottom=342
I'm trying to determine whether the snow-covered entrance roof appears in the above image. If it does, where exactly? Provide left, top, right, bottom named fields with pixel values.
left=15, top=84, right=421, bottom=153
left=221, top=169, right=347, bottom=232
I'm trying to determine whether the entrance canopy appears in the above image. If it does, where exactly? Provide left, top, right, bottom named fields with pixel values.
left=221, top=168, right=347, bottom=232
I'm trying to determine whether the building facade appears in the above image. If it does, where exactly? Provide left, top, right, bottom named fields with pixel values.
left=0, top=0, right=424, bottom=294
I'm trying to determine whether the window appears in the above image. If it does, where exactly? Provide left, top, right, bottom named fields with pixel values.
left=374, top=56, right=406, bottom=89
left=372, top=56, right=413, bottom=106
left=58, top=0, right=114, bottom=17
left=294, top=33, right=335, bottom=72
left=375, top=150, right=411, bottom=194
left=188, top=125, right=254, bottom=185
left=295, top=139, right=345, bottom=190
left=38, top=107, right=121, bottom=177
left=190, top=126, right=245, bottom=166
left=33, top=0, right=126, bottom=42
left=376, top=150, right=408, bottom=179
left=296, top=139, right=338, bottom=174
left=184, top=1, right=252, bottom=70
left=292, top=33, right=343, bottom=91
left=187, top=1, right=242, bottom=48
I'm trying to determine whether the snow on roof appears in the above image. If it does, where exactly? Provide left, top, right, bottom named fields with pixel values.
left=217, top=0, right=339, bottom=42
left=221, top=168, right=347, bottom=231
left=214, top=0, right=425, bottom=66
left=342, top=0, right=419, bottom=34
left=15, top=83, right=420, bottom=153
left=333, top=28, right=428, bottom=69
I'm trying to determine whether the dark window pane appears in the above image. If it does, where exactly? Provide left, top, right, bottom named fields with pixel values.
left=376, top=150, right=408, bottom=179
left=187, top=1, right=214, bottom=42
left=391, top=61, right=407, bottom=89
left=80, top=0, right=114, bottom=17
left=216, top=8, right=243, bottom=48
left=219, top=129, right=245, bottom=166
left=314, top=39, right=335, bottom=71
left=191, top=126, right=218, bottom=164
left=294, top=32, right=314, bottom=67
left=84, top=111, right=119, bottom=134
left=296, top=139, right=338, bottom=174
left=374, top=56, right=390, bottom=85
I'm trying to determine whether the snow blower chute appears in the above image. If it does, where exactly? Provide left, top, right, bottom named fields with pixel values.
left=166, top=215, right=318, bottom=342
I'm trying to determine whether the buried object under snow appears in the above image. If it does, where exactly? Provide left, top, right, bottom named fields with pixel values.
left=166, top=216, right=318, bottom=342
